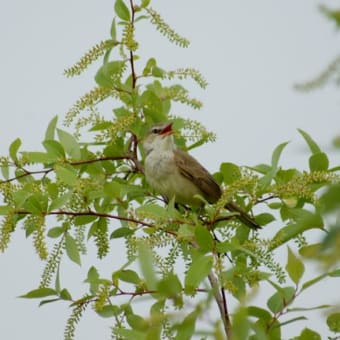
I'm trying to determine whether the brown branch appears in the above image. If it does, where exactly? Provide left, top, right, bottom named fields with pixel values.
left=0, top=154, right=144, bottom=184
left=14, top=209, right=178, bottom=239
left=114, top=287, right=207, bottom=298
left=0, top=168, right=54, bottom=184
left=69, top=155, right=132, bottom=166
left=208, top=271, right=232, bottom=339
left=189, top=237, right=232, bottom=339
left=255, top=194, right=277, bottom=204
left=128, top=0, right=137, bottom=89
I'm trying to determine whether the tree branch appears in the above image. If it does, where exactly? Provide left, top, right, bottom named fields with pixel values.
left=128, top=0, right=137, bottom=89
left=14, top=209, right=178, bottom=238
left=208, top=271, right=232, bottom=339
left=0, top=153, right=144, bottom=185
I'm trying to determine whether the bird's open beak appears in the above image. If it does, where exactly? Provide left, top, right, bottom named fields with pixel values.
left=160, top=123, right=173, bottom=136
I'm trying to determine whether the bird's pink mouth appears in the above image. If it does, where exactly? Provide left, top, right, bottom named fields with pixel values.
left=160, top=123, right=173, bottom=135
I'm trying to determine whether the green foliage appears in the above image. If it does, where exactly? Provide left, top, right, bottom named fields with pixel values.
left=1, top=1, right=340, bottom=339
left=327, top=312, right=340, bottom=332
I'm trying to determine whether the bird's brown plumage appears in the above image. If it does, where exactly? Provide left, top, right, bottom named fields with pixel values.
left=174, top=149, right=260, bottom=230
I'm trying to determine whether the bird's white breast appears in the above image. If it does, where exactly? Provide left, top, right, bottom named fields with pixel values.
left=144, top=148, right=203, bottom=206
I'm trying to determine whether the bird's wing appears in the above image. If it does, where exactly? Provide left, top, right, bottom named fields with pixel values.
left=174, top=148, right=221, bottom=203
left=174, top=149, right=260, bottom=229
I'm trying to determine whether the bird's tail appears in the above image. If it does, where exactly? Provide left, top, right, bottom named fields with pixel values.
left=225, top=202, right=260, bottom=230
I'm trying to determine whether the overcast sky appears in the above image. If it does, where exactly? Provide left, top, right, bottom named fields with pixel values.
left=1, top=1, right=340, bottom=339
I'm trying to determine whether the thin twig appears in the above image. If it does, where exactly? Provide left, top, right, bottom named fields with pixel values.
left=255, top=194, right=277, bottom=204
left=128, top=0, right=137, bottom=89
left=14, top=209, right=178, bottom=238
left=0, top=168, right=54, bottom=184
left=0, top=154, right=143, bottom=184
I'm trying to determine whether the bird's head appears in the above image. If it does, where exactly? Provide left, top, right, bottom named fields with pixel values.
left=143, top=122, right=175, bottom=155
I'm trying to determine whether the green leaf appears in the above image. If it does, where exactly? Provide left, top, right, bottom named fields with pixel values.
left=47, top=226, right=65, bottom=238
left=185, top=255, right=213, bottom=292
left=49, top=192, right=73, bottom=211
left=270, top=211, right=323, bottom=250
left=271, top=141, right=289, bottom=169
left=247, top=306, right=272, bottom=321
left=86, top=266, right=100, bottom=282
left=320, top=184, right=340, bottom=213
left=65, top=232, right=81, bottom=265
left=45, top=115, right=58, bottom=140
left=255, top=213, right=275, bottom=226
left=231, top=307, right=251, bottom=340
left=55, top=165, right=78, bottom=186
left=85, top=266, right=100, bottom=294
left=251, top=163, right=272, bottom=174
left=299, top=243, right=322, bottom=258
left=118, top=270, right=140, bottom=284
left=298, top=129, right=321, bottom=154
left=127, top=314, right=148, bottom=331
left=20, top=288, right=57, bottom=299
left=286, top=247, right=305, bottom=285
left=104, top=181, right=123, bottom=199
left=329, top=268, right=340, bottom=277
left=97, top=305, right=120, bottom=318
left=1, top=165, right=9, bottom=180
left=136, top=203, right=168, bottom=218
left=276, top=168, right=300, bottom=184
left=267, top=286, right=295, bottom=313
left=57, top=129, right=81, bottom=160
left=110, top=227, right=134, bottom=238
left=194, top=225, right=213, bottom=253
left=0, top=206, right=11, bottom=215
left=142, top=58, right=156, bottom=76
left=114, top=0, right=130, bottom=21
left=259, top=142, right=289, bottom=189
left=320, top=5, right=340, bottom=28
left=278, top=316, right=307, bottom=328
left=60, top=288, right=72, bottom=300
left=22, top=151, right=55, bottom=164
left=327, top=312, right=340, bottom=332
left=177, top=224, right=195, bottom=241
left=157, top=273, right=182, bottom=297
left=151, top=66, right=165, bottom=78
left=74, top=215, right=97, bottom=226
left=175, top=310, right=197, bottom=339
left=110, top=18, right=117, bottom=40
left=141, top=0, right=150, bottom=8
left=216, top=240, right=235, bottom=254
left=89, top=121, right=113, bottom=132
left=95, top=61, right=125, bottom=87
left=220, top=162, right=241, bottom=184
left=43, top=140, right=65, bottom=159
left=309, top=152, right=329, bottom=171
left=39, top=298, right=61, bottom=307
left=114, top=328, right=146, bottom=339
left=296, top=328, right=321, bottom=340
left=138, top=242, right=157, bottom=290
left=301, top=273, right=328, bottom=291
left=140, top=89, right=165, bottom=119
left=9, top=138, right=21, bottom=162
left=23, top=194, right=48, bottom=214
left=287, top=305, right=331, bottom=312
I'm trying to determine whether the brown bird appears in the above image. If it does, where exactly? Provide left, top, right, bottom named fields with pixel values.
left=143, top=122, right=260, bottom=230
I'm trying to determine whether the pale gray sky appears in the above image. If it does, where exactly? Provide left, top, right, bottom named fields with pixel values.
left=1, top=1, right=340, bottom=339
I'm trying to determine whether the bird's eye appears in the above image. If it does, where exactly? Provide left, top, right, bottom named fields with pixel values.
left=151, top=128, right=161, bottom=134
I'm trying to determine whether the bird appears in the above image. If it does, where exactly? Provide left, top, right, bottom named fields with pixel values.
left=142, top=122, right=260, bottom=230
